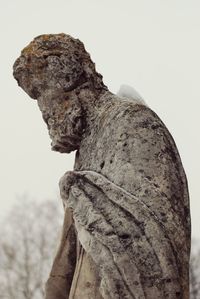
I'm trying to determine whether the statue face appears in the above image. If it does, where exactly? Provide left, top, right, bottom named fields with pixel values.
left=14, top=56, right=84, bottom=153
left=13, top=34, right=88, bottom=153
left=14, top=59, right=84, bottom=152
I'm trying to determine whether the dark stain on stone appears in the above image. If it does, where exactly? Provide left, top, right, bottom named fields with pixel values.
left=100, top=161, right=105, bottom=169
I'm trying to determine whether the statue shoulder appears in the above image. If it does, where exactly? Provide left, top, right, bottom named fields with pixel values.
left=104, top=99, right=186, bottom=191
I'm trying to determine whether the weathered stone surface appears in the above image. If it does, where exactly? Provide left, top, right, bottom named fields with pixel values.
left=13, top=34, right=191, bottom=299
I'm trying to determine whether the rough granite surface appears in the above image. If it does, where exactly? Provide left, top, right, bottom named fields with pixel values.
left=13, top=33, right=191, bottom=299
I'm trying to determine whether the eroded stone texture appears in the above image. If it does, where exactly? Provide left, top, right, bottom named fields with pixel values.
left=13, top=34, right=191, bottom=299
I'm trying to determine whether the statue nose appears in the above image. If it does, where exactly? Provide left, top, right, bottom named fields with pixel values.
left=13, top=57, right=22, bottom=80
left=13, top=55, right=26, bottom=73
left=13, top=56, right=31, bottom=90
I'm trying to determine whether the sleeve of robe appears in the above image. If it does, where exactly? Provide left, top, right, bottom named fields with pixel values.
left=60, top=168, right=189, bottom=299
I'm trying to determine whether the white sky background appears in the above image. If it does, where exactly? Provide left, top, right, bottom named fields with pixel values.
left=0, top=0, right=199, bottom=238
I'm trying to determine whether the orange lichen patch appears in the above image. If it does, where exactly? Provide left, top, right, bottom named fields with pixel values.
left=63, top=100, right=69, bottom=108
left=39, top=34, right=52, bottom=41
left=21, top=41, right=36, bottom=55
left=35, top=33, right=65, bottom=41
left=21, top=34, right=67, bottom=57
left=21, top=35, right=52, bottom=56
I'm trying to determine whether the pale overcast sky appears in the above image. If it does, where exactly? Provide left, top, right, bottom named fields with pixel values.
left=0, top=0, right=199, bottom=238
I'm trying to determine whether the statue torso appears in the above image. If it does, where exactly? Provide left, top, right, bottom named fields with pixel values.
left=71, top=96, right=190, bottom=298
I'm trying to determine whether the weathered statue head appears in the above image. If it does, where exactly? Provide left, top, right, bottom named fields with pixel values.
left=13, top=33, right=107, bottom=153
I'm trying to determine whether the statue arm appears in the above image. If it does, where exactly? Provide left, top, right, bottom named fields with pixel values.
left=59, top=170, right=183, bottom=299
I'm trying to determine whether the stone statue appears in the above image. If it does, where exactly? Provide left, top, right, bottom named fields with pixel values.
left=13, top=34, right=191, bottom=299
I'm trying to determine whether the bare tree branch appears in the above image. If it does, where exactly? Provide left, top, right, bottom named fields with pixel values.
left=0, top=197, right=62, bottom=299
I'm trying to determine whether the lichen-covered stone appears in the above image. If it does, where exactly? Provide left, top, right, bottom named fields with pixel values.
left=13, top=33, right=191, bottom=299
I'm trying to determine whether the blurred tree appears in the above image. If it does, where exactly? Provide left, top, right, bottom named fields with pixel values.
left=190, top=240, right=200, bottom=299
left=0, top=197, right=63, bottom=299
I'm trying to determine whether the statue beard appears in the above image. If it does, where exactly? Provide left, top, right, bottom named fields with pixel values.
left=45, top=97, right=85, bottom=154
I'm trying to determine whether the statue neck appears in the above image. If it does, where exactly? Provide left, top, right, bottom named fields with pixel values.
left=76, top=88, right=114, bottom=132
